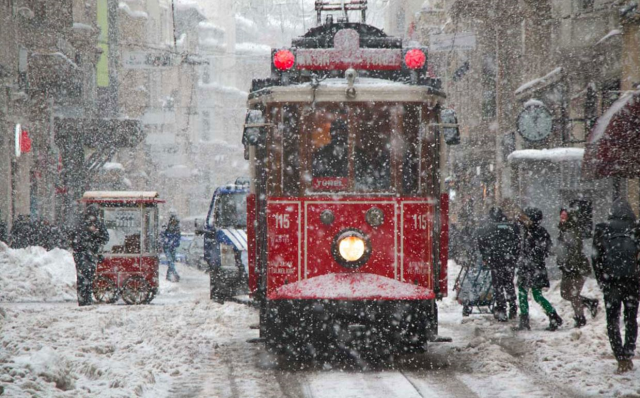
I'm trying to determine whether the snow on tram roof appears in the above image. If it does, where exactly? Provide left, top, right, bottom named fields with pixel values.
left=82, top=191, right=160, bottom=200
left=316, top=77, right=412, bottom=88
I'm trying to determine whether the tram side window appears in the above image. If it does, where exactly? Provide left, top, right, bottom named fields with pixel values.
left=401, top=105, right=421, bottom=195
left=354, top=107, right=391, bottom=192
left=282, top=105, right=300, bottom=196
left=103, top=208, right=141, bottom=254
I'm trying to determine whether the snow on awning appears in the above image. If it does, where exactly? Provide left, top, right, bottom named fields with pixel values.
left=507, top=148, right=584, bottom=163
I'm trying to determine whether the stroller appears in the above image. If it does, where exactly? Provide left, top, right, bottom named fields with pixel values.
left=454, top=251, right=494, bottom=316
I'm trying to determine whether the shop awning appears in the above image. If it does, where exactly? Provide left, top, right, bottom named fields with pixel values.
left=582, top=90, right=640, bottom=179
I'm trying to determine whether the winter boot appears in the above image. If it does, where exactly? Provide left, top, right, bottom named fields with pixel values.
left=494, top=310, right=508, bottom=322
left=545, top=312, right=563, bottom=331
left=573, top=315, right=587, bottom=328
left=512, top=314, right=530, bottom=331
left=615, top=359, right=634, bottom=374
left=587, top=299, right=599, bottom=318
left=508, top=306, right=518, bottom=320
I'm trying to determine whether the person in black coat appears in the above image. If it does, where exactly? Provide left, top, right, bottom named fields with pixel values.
left=0, top=210, right=7, bottom=244
left=69, top=204, right=109, bottom=306
left=476, top=206, right=520, bottom=322
left=9, top=215, right=34, bottom=249
left=593, top=199, right=640, bottom=374
left=515, top=208, right=563, bottom=331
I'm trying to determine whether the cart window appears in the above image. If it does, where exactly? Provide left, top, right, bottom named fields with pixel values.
left=143, top=206, right=157, bottom=253
left=103, top=208, right=142, bottom=254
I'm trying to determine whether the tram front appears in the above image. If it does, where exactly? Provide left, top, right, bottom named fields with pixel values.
left=243, top=16, right=459, bottom=357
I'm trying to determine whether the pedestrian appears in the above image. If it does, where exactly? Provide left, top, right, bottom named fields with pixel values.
left=557, top=208, right=599, bottom=328
left=477, top=206, right=520, bottom=322
left=0, top=210, right=7, bottom=244
left=69, top=204, right=109, bottom=306
left=593, top=199, right=640, bottom=374
left=162, top=214, right=181, bottom=282
left=9, top=215, right=34, bottom=249
left=514, top=207, right=563, bottom=331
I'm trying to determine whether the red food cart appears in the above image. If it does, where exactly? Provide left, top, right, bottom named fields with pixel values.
left=81, top=191, right=164, bottom=305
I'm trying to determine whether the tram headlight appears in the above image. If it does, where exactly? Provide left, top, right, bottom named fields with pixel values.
left=339, top=236, right=365, bottom=262
left=331, top=230, right=372, bottom=269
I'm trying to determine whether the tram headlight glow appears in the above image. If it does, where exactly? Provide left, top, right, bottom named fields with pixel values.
left=338, top=236, right=366, bottom=262
left=331, top=229, right=372, bottom=269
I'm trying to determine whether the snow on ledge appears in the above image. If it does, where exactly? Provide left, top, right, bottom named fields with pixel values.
left=596, top=29, right=622, bottom=45
left=269, top=273, right=435, bottom=300
left=118, top=2, right=149, bottom=19
left=102, top=162, right=124, bottom=171
left=508, top=148, right=584, bottom=163
left=515, top=67, right=563, bottom=95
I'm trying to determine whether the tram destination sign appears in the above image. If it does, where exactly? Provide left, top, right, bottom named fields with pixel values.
left=295, top=29, right=403, bottom=71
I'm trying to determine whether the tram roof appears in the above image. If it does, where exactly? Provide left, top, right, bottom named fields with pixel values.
left=81, top=191, right=164, bottom=204
left=248, top=77, right=445, bottom=106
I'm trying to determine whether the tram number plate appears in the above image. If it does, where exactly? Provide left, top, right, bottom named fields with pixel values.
left=312, top=177, right=348, bottom=191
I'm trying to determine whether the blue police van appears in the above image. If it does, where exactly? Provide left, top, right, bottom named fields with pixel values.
left=201, top=179, right=249, bottom=301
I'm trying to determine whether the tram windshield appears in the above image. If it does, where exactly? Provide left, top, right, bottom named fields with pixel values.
left=213, top=193, right=247, bottom=229
left=288, top=103, right=425, bottom=195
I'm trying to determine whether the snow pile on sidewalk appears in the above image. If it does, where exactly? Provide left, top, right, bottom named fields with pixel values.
left=0, top=243, right=77, bottom=302
left=0, top=264, right=265, bottom=398
left=442, top=260, right=640, bottom=397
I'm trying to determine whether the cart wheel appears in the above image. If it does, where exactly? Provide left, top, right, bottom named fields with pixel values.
left=144, top=287, right=158, bottom=304
left=121, top=276, right=151, bottom=305
left=93, top=276, right=119, bottom=304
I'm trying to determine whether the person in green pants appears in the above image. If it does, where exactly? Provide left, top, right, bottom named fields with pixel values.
left=515, top=207, right=563, bottom=331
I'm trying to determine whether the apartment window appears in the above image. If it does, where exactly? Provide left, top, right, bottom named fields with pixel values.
left=202, top=111, right=211, bottom=141
left=577, top=0, right=594, bottom=12
left=202, top=68, right=210, bottom=84
left=481, top=55, right=497, bottom=119
left=602, top=80, right=620, bottom=111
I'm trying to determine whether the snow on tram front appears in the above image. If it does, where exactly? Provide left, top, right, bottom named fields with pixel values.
left=242, top=2, right=460, bottom=358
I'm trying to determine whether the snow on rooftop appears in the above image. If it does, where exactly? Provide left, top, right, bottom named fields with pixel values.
left=198, top=21, right=225, bottom=32
left=235, top=42, right=271, bottom=56
left=596, top=29, right=622, bottom=45
left=118, top=2, right=148, bottom=19
left=102, top=162, right=124, bottom=171
left=235, top=14, right=258, bottom=31
left=588, top=89, right=640, bottom=143
left=507, top=147, right=584, bottom=163
left=198, top=82, right=248, bottom=97
left=515, top=67, right=563, bottom=95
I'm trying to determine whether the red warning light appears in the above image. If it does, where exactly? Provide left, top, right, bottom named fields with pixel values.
left=404, top=49, right=426, bottom=69
left=273, top=49, right=295, bottom=71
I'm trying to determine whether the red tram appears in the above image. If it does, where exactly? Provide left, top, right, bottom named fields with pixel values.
left=242, top=3, right=459, bottom=356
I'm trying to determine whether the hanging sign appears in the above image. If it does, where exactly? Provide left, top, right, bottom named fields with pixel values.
left=14, top=124, right=32, bottom=157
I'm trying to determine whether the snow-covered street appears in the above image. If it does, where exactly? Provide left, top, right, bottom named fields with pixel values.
left=2, top=245, right=640, bottom=398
